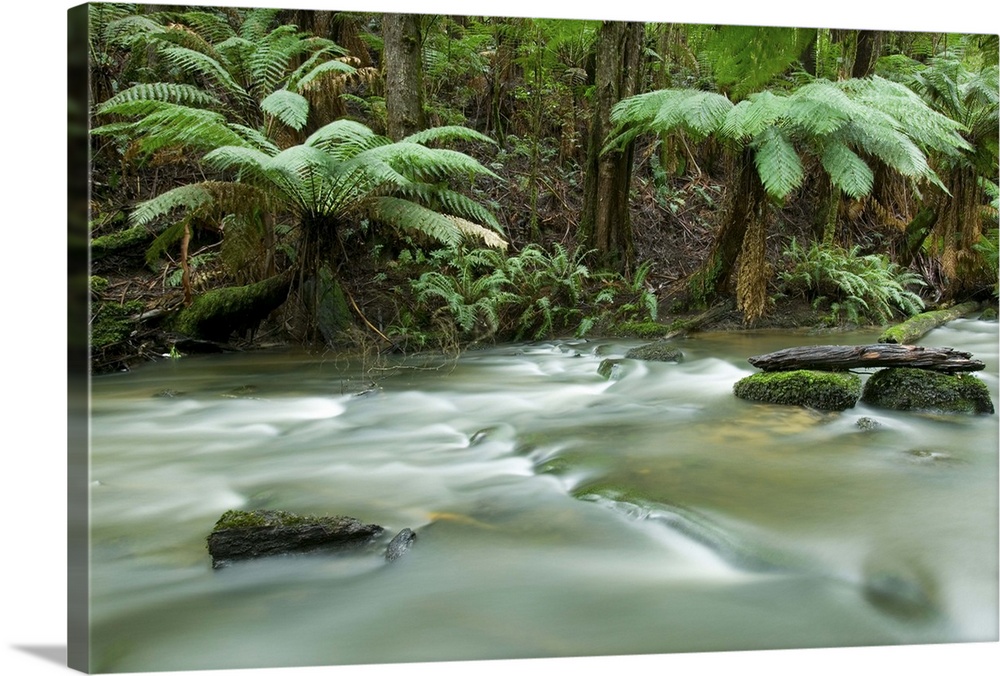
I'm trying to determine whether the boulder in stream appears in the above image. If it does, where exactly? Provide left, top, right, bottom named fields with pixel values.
left=207, top=509, right=385, bottom=569
left=861, top=368, right=995, bottom=415
left=733, top=370, right=862, bottom=411
left=624, top=341, right=683, bottom=363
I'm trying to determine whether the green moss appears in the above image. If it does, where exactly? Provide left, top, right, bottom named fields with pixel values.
left=624, top=341, right=684, bottom=363
left=89, top=276, right=109, bottom=294
left=734, top=370, right=862, bottom=411
left=611, top=321, right=670, bottom=339
left=861, top=368, right=995, bottom=415
left=171, top=273, right=293, bottom=341
left=212, top=509, right=325, bottom=531
left=597, top=358, right=625, bottom=380
left=980, top=308, right=998, bottom=321
left=91, top=300, right=145, bottom=348
left=91, top=224, right=153, bottom=260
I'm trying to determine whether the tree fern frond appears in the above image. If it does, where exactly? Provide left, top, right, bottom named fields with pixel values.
left=97, top=83, right=222, bottom=112
left=293, top=57, right=357, bottom=92
left=304, top=120, right=388, bottom=160
left=260, top=89, right=310, bottom=131
left=362, top=143, right=500, bottom=183
left=446, top=215, right=508, bottom=250
left=239, top=7, right=280, bottom=42
left=783, top=80, right=854, bottom=136
left=720, top=90, right=786, bottom=142
left=369, top=197, right=464, bottom=247
left=228, top=124, right=281, bottom=155
left=158, top=45, right=250, bottom=102
left=821, top=141, right=874, bottom=198
left=403, top=126, right=498, bottom=147
left=607, top=89, right=731, bottom=152
left=102, top=15, right=162, bottom=48
left=152, top=23, right=220, bottom=61
left=126, top=103, right=251, bottom=155
left=145, top=219, right=188, bottom=266
left=177, top=11, right=236, bottom=44
left=752, top=126, right=803, bottom=199
left=130, top=183, right=217, bottom=229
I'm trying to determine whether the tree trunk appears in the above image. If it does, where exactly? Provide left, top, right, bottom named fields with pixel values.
left=747, top=344, right=985, bottom=374
left=877, top=301, right=981, bottom=344
left=851, top=30, right=882, bottom=79
left=383, top=13, right=426, bottom=140
left=687, top=149, right=767, bottom=306
left=579, top=21, right=645, bottom=273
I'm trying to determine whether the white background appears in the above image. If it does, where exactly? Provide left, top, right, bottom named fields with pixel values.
left=3, top=1, right=998, bottom=674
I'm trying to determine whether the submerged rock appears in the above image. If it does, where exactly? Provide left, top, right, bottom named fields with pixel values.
left=861, top=368, right=994, bottom=415
left=207, top=509, right=385, bottom=569
left=385, top=528, right=416, bottom=562
left=597, top=358, right=625, bottom=380
left=855, top=416, right=881, bottom=431
left=733, top=370, right=862, bottom=411
left=624, top=341, right=683, bottom=363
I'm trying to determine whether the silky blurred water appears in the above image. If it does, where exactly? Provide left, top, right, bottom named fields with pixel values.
left=87, top=321, right=999, bottom=672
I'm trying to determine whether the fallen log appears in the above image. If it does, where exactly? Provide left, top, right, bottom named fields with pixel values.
left=877, top=301, right=981, bottom=344
left=747, top=344, right=985, bottom=374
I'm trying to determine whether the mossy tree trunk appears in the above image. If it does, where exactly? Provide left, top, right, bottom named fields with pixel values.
left=687, top=149, right=769, bottom=313
left=579, top=20, right=645, bottom=273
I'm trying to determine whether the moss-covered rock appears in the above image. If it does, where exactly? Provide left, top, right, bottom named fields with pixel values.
left=171, top=272, right=293, bottom=342
left=980, top=307, right=998, bottom=321
left=861, top=367, right=995, bottom=415
left=207, top=509, right=385, bottom=569
left=624, top=341, right=683, bottom=363
left=597, top=358, right=625, bottom=380
left=91, top=300, right=145, bottom=348
left=733, top=370, right=862, bottom=411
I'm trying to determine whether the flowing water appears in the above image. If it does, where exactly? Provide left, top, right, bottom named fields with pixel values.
left=87, top=322, right=999, bottom=672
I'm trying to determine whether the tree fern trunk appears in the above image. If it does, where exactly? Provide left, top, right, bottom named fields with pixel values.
left=687, top=149, right=767, bottom=306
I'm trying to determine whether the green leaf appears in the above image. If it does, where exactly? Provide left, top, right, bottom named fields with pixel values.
left=752, top=127, right=803, bottom=199
left=821, top=141, right=874, bottom=198
left=260, top=89, right=310, bottom=131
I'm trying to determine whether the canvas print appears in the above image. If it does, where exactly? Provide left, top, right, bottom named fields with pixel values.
left=69, top=1, right=999, bottom=673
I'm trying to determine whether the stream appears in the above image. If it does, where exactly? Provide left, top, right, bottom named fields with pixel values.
left=87, top=321, right=999, bottom=672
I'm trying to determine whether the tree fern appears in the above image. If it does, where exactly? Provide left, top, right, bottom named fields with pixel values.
left=260, top=89, right=310, bottom=131
left=752, top=126, right=803, bottom=199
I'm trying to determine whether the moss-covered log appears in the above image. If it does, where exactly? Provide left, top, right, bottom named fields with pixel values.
left=861, top=368, right=994, bottom=415
left=877, top=301, right=981, bottom=344
left=734, top=370, right=862, bottom=411
left=747, top=344, right=985, bottom=374
left=171, top=272, right=293, bottom=342
left=207, top=509, right=385, bottom=569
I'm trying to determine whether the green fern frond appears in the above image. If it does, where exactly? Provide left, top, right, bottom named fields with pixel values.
left=821, top=141, right=874, bottom=198
left=125, top=103, right=250, bottom=155
left=752, top=127, right=803, bottom=199
left=145, top=219, right=188, bottom=266
left=158, top=45, right=250, bottom=103
left=607, top=89, right=732, bottom=152
left=305, top=119, right=387, bottom=157
left=720, top=91, right=786, bottom=142
left=97, top=83, right=222, bottom=112
left=363, top=143, right=500, bottom=183
left=131, top=184, right=217, bottom=229
left=783, top=80, right=854, bottom=136
left=239, top=7, right=280, bottom=42
left=260, top=89, right=310, bottom=131
left=177, top=11, right=236, bottom=44
left=228, top=124, right=281, bottom=155
left=152, top=24, right=220, bottom=61
left=370, top=197, right=464, bottom=247
left=445, top=215, right=508, bottom=250
left=403, top=126, right=498, bottom=147
left=102, top=15, right=162, bottom=48
left=294, top=58, right=357, bottom=92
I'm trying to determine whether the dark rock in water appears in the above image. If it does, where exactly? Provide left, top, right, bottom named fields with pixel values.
left=624, top=341, right=683, bottom=363
left=855, top=417, right=881, bottom=431
left=385, top=528, right=416, bottom=562
left=207, top=509, right=384, bottom=569
left=863, top=568, right=937, bottom=619
left=861, top=367, right=994, bottom=415
left=597, top=358, right=625, bottom=380
left=733, top=370, right=861, bottom=411
left=152, top=389, right=185, bottom=398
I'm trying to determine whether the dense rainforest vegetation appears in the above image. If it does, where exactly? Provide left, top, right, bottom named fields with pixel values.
left=84, top=4, right=1000, bottom=372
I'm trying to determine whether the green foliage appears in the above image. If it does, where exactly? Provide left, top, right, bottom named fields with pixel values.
left=91, top=300, right=145, bottom=349
left=702, top=26, right=816, bottom=99
left=778, top=239, right=926, bottom=325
